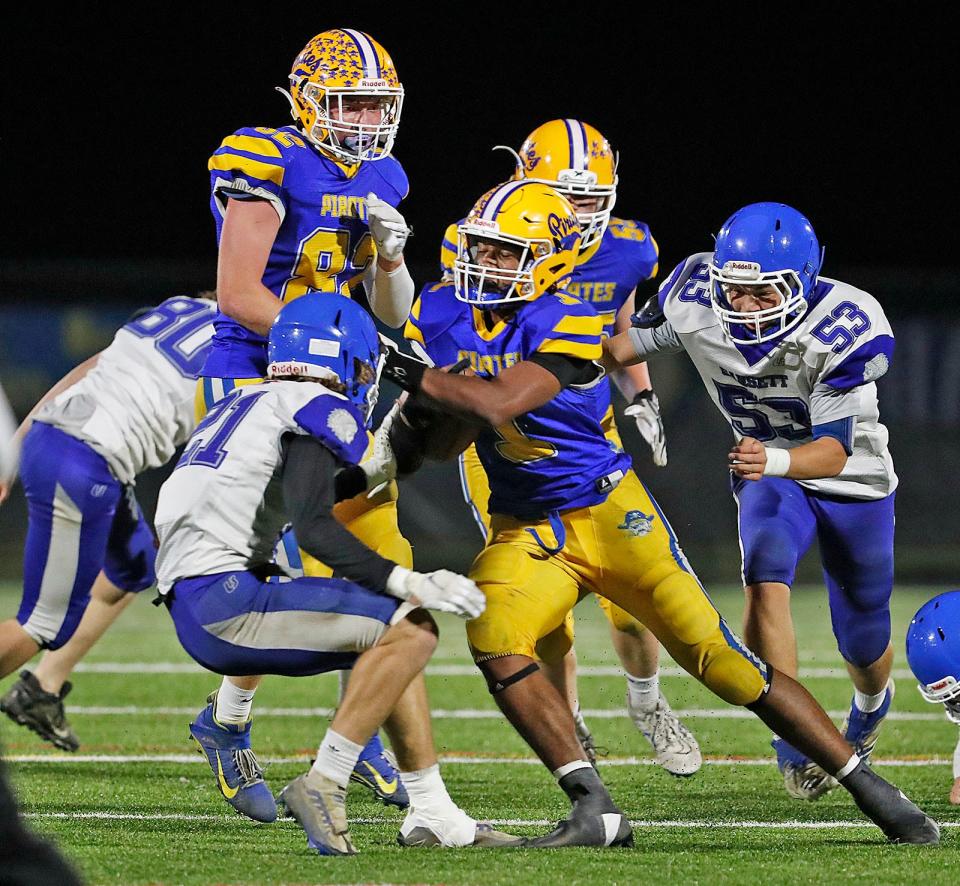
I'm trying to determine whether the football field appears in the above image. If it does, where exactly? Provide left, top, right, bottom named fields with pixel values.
left=2, top=582, right=958, bottom=885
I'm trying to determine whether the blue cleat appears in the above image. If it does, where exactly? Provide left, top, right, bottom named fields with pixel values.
left=349, top=732, right=409, bottom=809
left=189, top=693, right=277, bottom=823
left=842, top=679, right=895, bottom=762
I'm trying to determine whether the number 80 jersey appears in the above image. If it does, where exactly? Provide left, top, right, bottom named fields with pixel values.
left=650, top=252, right=898, bottom=500
left=36, top=297, right=216, bottom=484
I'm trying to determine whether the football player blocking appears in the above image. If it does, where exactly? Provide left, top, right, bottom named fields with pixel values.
left=438, top=118, right=699, bottom=775
left=382, top=181, right=939, bottom=846
left=606, top=203, right=901, bottom=801
left=155, top=295, right=518, bottom=854
left=198, top=27, right=420, bottom=811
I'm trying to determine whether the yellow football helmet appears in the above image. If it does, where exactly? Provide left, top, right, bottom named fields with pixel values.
left=279, top=29, right=403, bottom=163
left=503, top=119, right=618, bottom=258
left=454, top=181, right=582, bottom=307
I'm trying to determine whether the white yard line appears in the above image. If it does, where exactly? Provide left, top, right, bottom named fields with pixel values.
left=22, top=811, right=960, bottom=829
left=56, top=705, right=947, bottom=721
left=71, top=662, right=922, bottom=680
left=7, top=753, right=953, bottom=767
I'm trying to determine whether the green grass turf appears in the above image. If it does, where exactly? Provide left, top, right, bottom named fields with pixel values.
left=2, top=582, right=959, bottom=884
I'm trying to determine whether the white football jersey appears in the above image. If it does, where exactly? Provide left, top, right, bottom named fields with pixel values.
left=37, top=297, right=216, bottom=484
left=630, top=253, right=897, bottom=500
left=154, top=381, right=367, bottom=591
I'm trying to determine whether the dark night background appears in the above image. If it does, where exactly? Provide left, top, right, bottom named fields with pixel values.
left=1, top=8, right=958, bottom=583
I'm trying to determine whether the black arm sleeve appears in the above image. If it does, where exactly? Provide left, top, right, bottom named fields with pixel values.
left=333, top=465, right=368, bottom=502
left=282, top=435, right=395, bottom=592
left=527, top=352, right=602, bottom=387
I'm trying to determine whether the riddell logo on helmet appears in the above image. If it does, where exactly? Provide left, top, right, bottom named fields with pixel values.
left=357, top=78, right=389, bottom=88
left=930, top=678, right=952, bottom=691
left=469, top=218, right=500, bottom=232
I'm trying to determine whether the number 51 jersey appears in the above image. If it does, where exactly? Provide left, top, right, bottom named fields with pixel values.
left=652, top=253, right=897, bottom=500
left=154, top=383, right=368, bottom=591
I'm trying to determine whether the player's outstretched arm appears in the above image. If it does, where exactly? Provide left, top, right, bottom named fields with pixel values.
left=216, top=199, right=283, bottom=336
left=729, top=436, right=847, bottom=482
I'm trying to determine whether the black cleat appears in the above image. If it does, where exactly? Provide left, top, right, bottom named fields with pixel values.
left=524, top=808, right=633, bottom=848
left=1, top=670, right=79, bottom=752
left=525, top=766, right=633, bottom=848
left=842, top=760, right=940, bottom=845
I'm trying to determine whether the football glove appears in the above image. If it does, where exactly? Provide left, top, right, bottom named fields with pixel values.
left=624, top=389, right=668, bottom=467
left=361, top=402, right=399, bottom=497
left=380, top=334, right=428, bottom=392
left=367, top=193, right=410, bottom=262
left=386, top=566, right=486, bottom=620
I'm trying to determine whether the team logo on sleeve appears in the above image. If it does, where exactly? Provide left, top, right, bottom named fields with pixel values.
left=327, top=408, right=359, bottom=444
left=618, top=510, right=655, bottom=537
left=862, top=353, right=890, bottom=382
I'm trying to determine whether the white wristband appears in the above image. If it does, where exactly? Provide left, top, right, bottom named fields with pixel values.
left=762, top=447, right=791, bottom=477
left=386, top=565, right=413, bottom=600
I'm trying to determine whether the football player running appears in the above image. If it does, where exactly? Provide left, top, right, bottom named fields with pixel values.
left=906, top=590, right=960, bottom=804
left=154, top=295, right=517, bottom=854
left=0, top=296, right=217, bottom=749
left=439, top=119, right=699, bottom=775
left=382, top=182, right=938, bottom=846
left=604, top=203, right=901, bottom=800
left=198, top=28, right=416, bottom=810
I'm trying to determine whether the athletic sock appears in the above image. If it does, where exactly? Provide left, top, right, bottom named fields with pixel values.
left=854, top=685, right=888, bottom=714
left=214, top=678, right=256, bottom=725
left=400, top=763, right=463, bottom=817
left=626, top=672, right=660, bottom=712
left=312, top=729, right=365, bottom=788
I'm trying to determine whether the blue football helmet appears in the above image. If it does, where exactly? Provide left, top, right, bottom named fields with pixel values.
left=709, top=202, right=823, bottom=344
left=267, top=294, right=383, bottom=423
left=906, top=590, right=960, bottom=723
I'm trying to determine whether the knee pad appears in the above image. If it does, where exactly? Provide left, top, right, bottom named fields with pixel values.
left=836, top=613, right=891, bottom=669
left=479, top=660, right=540, bottom=694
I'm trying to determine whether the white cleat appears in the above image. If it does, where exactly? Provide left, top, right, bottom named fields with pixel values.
left=782, top=761, right=838, bottom=801
left=397, top=807, right=521, bottom=847
left=627, top=691, right=702, bottom=776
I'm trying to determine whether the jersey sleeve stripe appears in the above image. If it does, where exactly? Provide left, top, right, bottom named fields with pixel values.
left=551, top=314, right=605, bottom=337
left=403, top=301, right=424, bottom=345
left=220, top=135, right=283, bottom=159
left=537, top=338, right=602, bottom=360
left=208, top=153, right=285, bottom=186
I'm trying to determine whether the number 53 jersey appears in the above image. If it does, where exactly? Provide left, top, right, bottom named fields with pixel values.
left=638, top=253, right=897, bottom=500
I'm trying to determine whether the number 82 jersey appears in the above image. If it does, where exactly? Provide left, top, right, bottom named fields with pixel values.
left=645, top=252, right=897, bottom=500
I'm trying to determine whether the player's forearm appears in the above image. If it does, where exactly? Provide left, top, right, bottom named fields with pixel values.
left=416, top=370, right=511, bottom=426
left=610, top=362, right=652, bottom=402
left=365, top=261, right=415, bottom=328
left=215, top=281, right=282, bottom=337
left=781, top=438, right=848, bottom=479
left=602, top=331, right=643, bottom=373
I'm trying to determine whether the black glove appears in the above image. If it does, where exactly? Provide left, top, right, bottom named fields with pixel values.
left=380, top=334, right=428, bottom=392
left=630, top=293, right=667, bottom=329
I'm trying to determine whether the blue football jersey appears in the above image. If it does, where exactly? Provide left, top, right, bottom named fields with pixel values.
left=405, top=283, right=631, bottom=519
left=203, top=126, right=409, bottom=378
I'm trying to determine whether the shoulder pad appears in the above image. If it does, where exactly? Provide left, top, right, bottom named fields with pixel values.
left=292, top=390, right=367, bottom=466
left=367, top=155, right=409, bottom=203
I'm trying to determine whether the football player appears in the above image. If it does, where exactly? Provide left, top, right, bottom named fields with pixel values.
left=383, top=180, right=938, bottom=847
left=198, top=28, right=416, bottom=808
left=154, top=294, right=517, bottom=854
left=439, top=119, right=698, bottom=774
left=0, top=296, right=217, bottom=750
left=604, top=203, right=900, bottom=800
left=905, top=590, right=960, bottom=804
